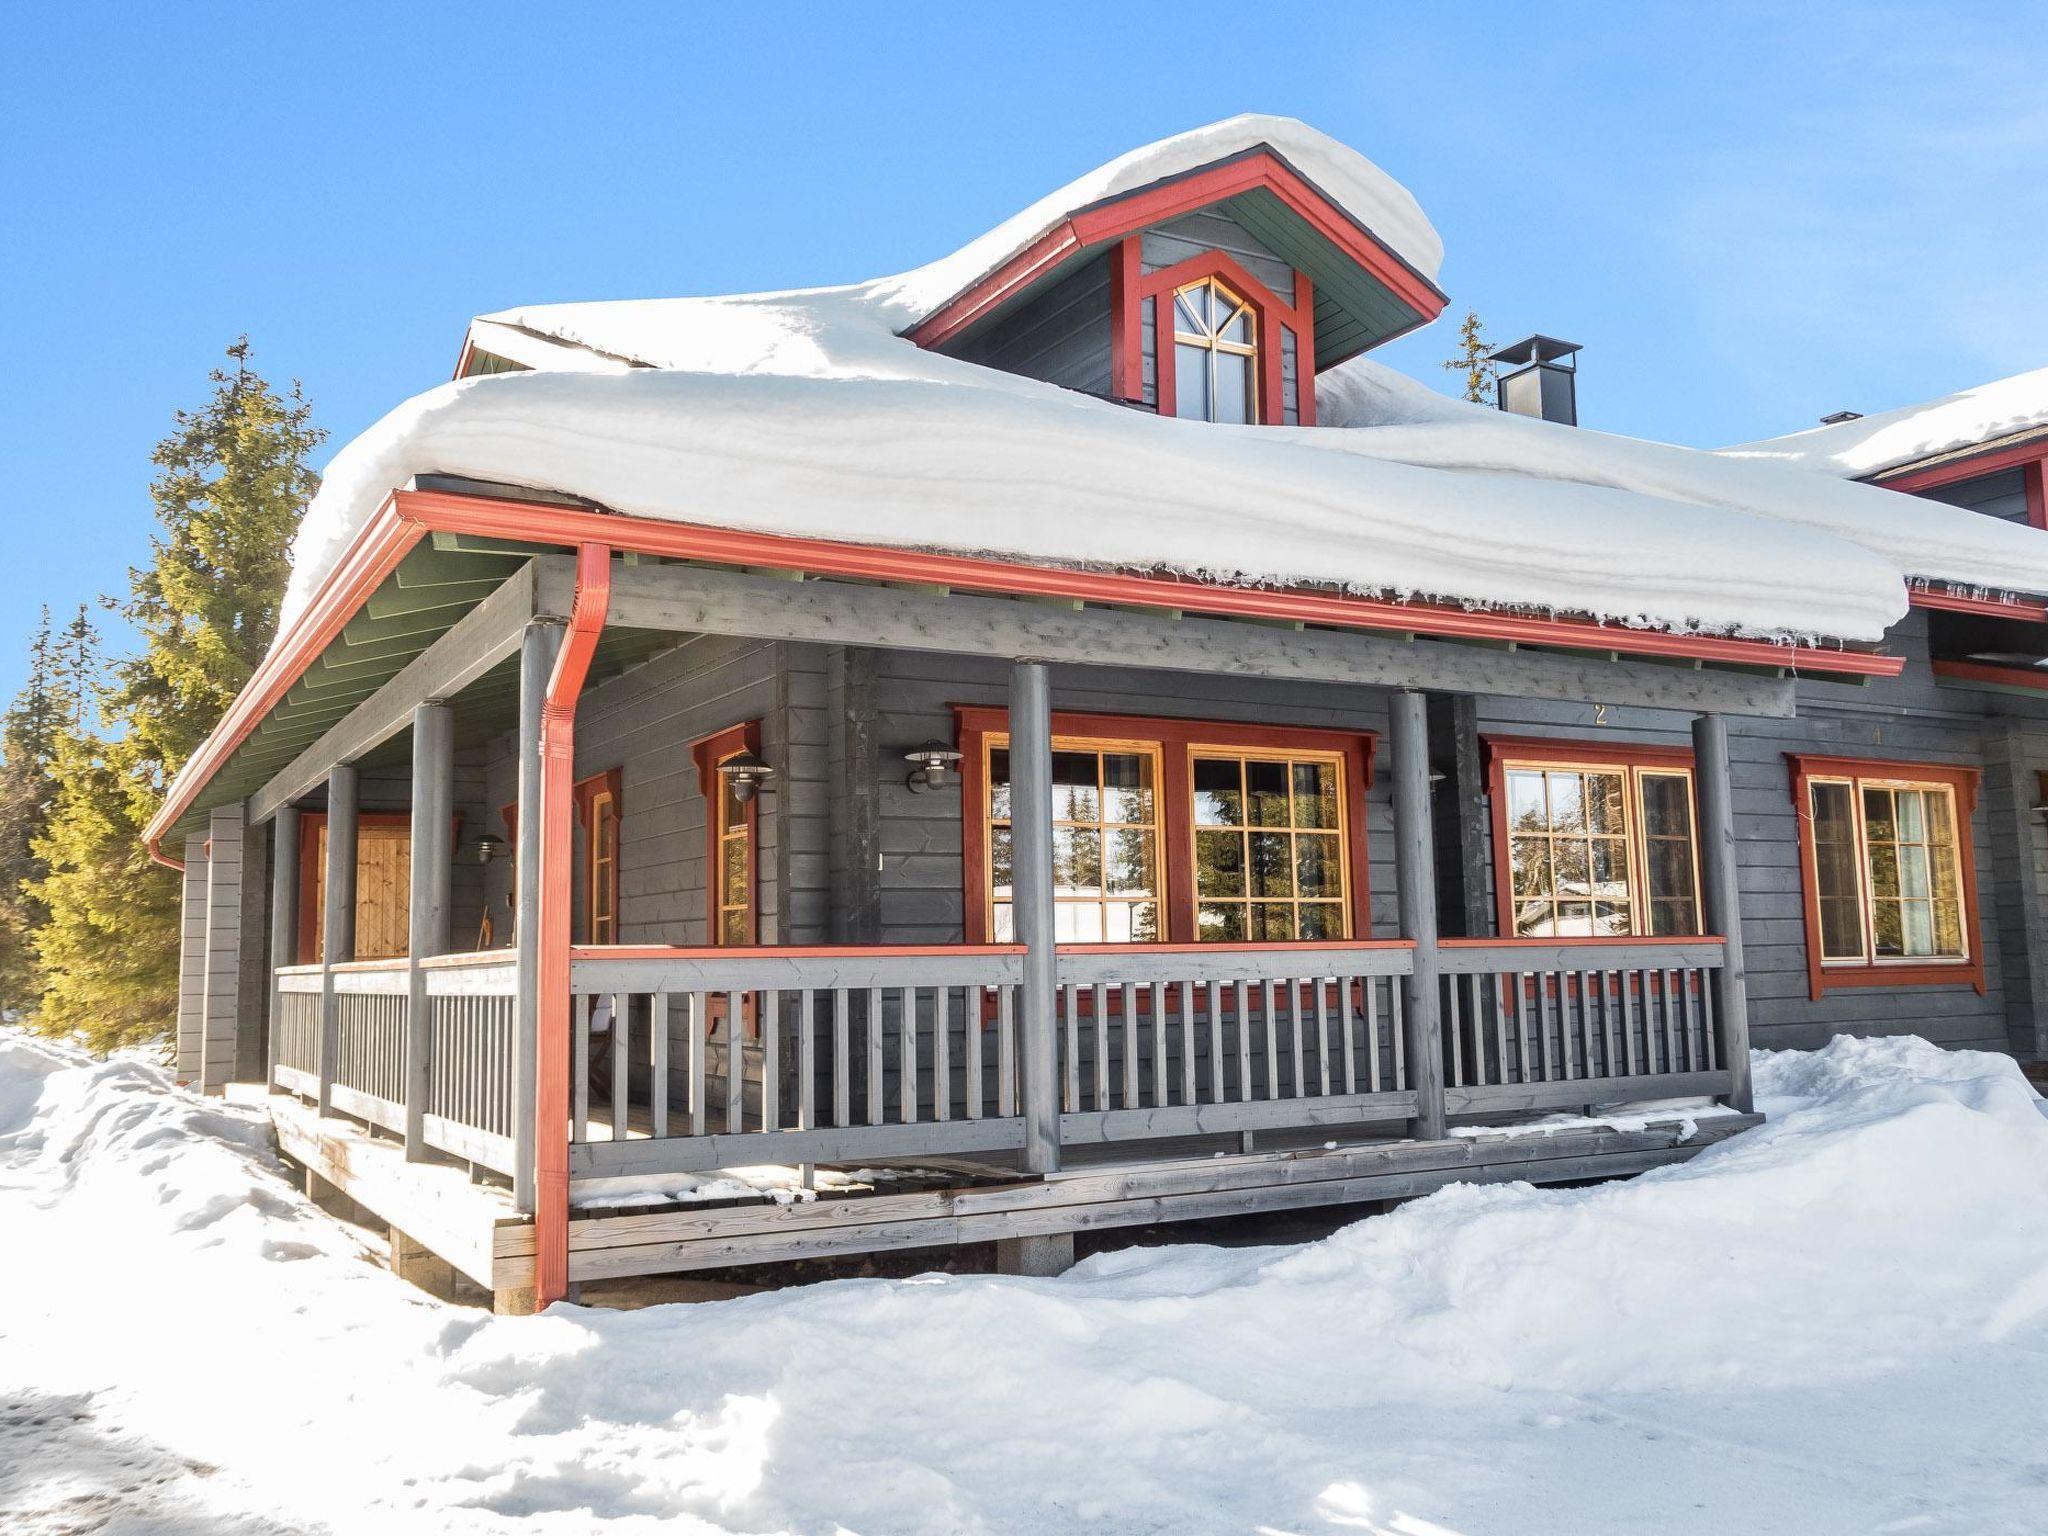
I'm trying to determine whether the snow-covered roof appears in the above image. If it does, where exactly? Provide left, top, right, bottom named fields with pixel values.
left=1721, top=363, right=2048, bottom=481
left=279, top=115, right=2048, bottom=656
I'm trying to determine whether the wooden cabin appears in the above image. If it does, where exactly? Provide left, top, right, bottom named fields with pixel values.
left=148, top=117, right=2048, bottom=1312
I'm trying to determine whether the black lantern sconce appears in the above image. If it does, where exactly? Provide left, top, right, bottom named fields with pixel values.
left=905, top=741, right=964, bottom=793
left=719, top=749, right=774, bottom=804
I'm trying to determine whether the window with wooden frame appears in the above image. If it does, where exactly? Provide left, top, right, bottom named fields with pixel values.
left=1788, top=754, right=1983, bottom=998
left=691, top=722, right=761, bottom=947
left=1485, top=738, right=1702, bottom=940
left=573, top=769, right=623, bottom=946
left=959, top=708, right=1372, bottom=946
left=1114, top=243, right=1317, bottom=426
left=1170, top=275, right=1258, bottom=424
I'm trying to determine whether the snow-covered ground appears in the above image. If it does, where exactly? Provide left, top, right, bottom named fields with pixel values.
left=3, top=1029, right=2045, bottom=1535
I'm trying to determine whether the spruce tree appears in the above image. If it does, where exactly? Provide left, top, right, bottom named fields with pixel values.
left=32, top=339, right=323, bottom=1050
left=0, top=610, right=64, bottom=1012
left=1442, top=309, right=1499, bottom=404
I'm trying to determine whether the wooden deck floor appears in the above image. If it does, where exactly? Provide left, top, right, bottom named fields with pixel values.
left=265, top=1091, right=1761, bottom=1307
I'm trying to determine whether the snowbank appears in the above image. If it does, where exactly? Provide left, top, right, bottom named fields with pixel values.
left=4, top=1027, right=2045, bottom=1534
left=270, top=114, right=2048, bottom=655
left=1723, top=361, right=2048, bottom=480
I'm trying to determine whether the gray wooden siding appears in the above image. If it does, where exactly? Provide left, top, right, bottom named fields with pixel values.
left=1917, top=467, right=2028, bottom=524
left=844, top=652, right=1397, bottom=944
left=1281, top=325, right=1300, bottom=425
left=951, top=252, right=1112, bottom=397
left=1141, top=208, right=1296, bottom=301
left=199, top=807, right=245, bottom=1093
left=480, top=634, right=787, bottom=948
left=1464, top=609, right=2048, bottom=1054
left=176, top=834, right=208, bottom=1083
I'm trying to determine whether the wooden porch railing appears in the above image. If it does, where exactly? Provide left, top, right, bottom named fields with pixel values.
left=1436, top=937, right=1734, bottom=1114
left=272, top=936, right=1739, bottom=1194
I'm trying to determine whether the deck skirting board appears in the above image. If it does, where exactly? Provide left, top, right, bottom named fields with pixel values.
left=496, top=1114, right=1761, bottom=1287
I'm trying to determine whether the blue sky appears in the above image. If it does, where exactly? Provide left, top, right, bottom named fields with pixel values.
left=3, top=2, right=2044, bottom=702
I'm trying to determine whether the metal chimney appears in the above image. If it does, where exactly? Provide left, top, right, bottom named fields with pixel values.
left=1487, top=335, right=1581, bottom=426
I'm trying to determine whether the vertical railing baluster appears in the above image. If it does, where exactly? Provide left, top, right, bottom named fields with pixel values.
left=1342, top=975, right=1360, bottom=1094
left=1063, top=983, right=1080, bottom=1113
left=832, top=986, right=850, bottom=1127
left=1315, top=977, right=1332, bottom=1096
left=1120, top=981, right=1140, bottom=1109
left=1578, top=971, right=1596, bottom=1081
left=1388, top=977, right=1405, bottom=1091
left=1234, top=979, right=1252, bottom=1102
left=866, top=985, right=884, bottom=1126
left=799, top=988, right=818, bottom=1131
left=1091, top=983, right=1110, bottom=1112
left=934, top=986, right=952, bottom=1123
left=611, top=991, right=630, bottom=1141
left=1150, top=980, right=1167, bottom=1108
left=1699, top=965, right=1719, bottom=1072
left=652, top=993, right=670, bottom=1139
left=1445, top=971, right=1465, bottom=1088
left=997, top=985, right=1016, bottom=1118
left=1654, top=966, right=1671, bottom=1073
left=900, top=985, right=918, bottom=1125
left=689, top=990, right=708, bottom=1137
left=1178, top=979, right=1196, bottom=1107
left=1206, top=980, right=1224, bottom=1103
left=1287, top=980, right=1305, bottom=1098
left=761, top=988, right=781, bottom=1132
left=727, top=989, right=745, bottom=1134
left=572, top=992, right=590, bottom=1143
left=964, top=985, right=982, bottom=1121
left=1261, top=979, right=1279, bottom=1100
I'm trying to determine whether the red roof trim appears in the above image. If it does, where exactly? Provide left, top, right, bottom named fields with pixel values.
left=146, top=486, right=1905, bottom=862
left=906, top=148, right=1448, bottom=353
left=1875, top=438, right=2048, bottom=498
left=1908, top=586, right=2048, bottom=621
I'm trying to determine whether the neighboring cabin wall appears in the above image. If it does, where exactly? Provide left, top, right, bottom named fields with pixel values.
left=1466, top=608, right=2048, bottom=1055
left=1916, top=466, right=2029, bottom=525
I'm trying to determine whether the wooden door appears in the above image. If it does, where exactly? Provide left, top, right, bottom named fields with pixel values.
left=303, top=821, right=412, bottom=961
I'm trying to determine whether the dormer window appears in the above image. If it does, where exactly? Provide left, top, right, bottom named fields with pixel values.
left=1171, top=277, right=1258, bottom=423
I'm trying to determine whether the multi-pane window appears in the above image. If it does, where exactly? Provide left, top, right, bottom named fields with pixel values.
left=1172, top=276, right=1258, bottom=424
left=713, top=756, right=754, bottom=946
left=1191, top=753, right=1348, bottom=941
left=1499, top=757, right=1700, bottom=938
left=988, top=743, right=1162, bottom=943
left=586, top=786, right=619, bottom=945
left=1806, top=776, right=1967, bottom=964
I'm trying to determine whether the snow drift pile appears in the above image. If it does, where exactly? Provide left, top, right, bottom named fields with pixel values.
left=3, top=1027, right=2045, bottom=1534
left=278, top=114, right=2048, bottom=656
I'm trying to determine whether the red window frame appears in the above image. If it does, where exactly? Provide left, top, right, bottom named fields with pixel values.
left=955, top=706, right=1372, bottom=947
left=1110, top=239, right=1317, bottom=426
left=691, top=721, right=762, bottom=947
left=1482, top=735, right=1706, bottom=942
left=573, top=768, right=623, bottom=946
left=1786, top=753, right=1985, bottom=1000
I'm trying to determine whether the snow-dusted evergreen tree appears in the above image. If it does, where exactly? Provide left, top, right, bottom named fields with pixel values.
left=32, top=340, right=322, bottom=1050
left=1442, top=309, right=1498, bottom=404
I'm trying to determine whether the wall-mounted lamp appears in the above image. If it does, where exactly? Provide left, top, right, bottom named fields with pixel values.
left=719, top=749, right=774, bottom=804
left=472, top=833, right=507, bottom=866
left=905, top=741, right=965, bottom=793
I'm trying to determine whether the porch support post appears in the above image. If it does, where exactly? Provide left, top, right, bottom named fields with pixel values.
left=1691, top=712, right=1755, bottom=1112
left=1009, top=659, right=1061, bottom=1178
left=1391, top=691, right=1447, bottom=1141
left=319, top=762, right=359, bottom=1118
left=405, top=702, right=454, bottom=1159
left=512, top=620, right=564, bottom=1213
left=266, top=806, right=300, bottom=1091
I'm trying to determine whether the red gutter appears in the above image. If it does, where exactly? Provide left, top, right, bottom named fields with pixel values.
left=396, top=489, right=1904, bottom=678
left=534, top=541, right=610, bottom=1309
left=1908, top=587, right=2048, bottom=622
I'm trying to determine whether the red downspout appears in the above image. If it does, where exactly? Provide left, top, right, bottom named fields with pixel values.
left=534, top=541, right=611, bottom=1307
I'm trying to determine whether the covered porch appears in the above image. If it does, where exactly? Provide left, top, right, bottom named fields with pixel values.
left=177, top=485, right=1808, bottom=1308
